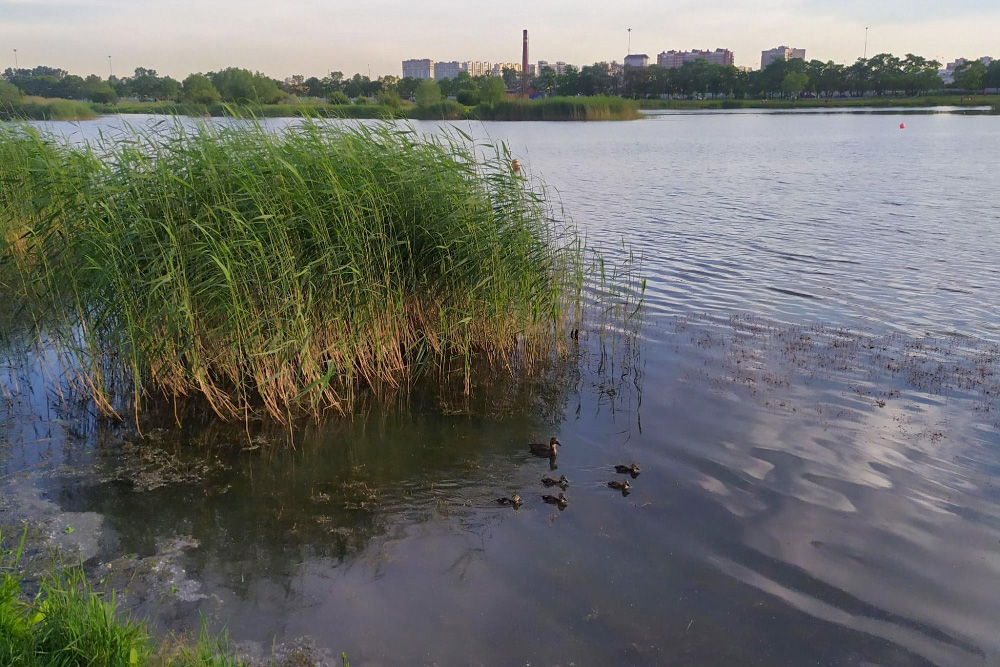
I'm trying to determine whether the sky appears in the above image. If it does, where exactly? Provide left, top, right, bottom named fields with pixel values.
left=2, top=0, right=998, bottom=79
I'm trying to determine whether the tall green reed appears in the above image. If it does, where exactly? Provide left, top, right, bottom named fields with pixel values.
left=0, top=118, right=585, bottom=422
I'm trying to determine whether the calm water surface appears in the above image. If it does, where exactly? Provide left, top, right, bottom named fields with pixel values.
left=2, top=112, right=1000, bottom=666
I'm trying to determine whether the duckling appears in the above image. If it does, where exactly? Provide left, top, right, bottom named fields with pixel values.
left=615, top=463, right=641, bottom=478
left=607, top=479, right=631, bottom=494
left=529, top=437, right=559, bottom=458
left=496, top=494, right=522, bottom=508
left=541, top=492, right=568, bottom=508
left=541, top=475, right=569, bottom=489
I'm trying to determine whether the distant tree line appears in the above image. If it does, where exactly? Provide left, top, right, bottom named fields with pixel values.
left=2, top=52, right=997, bottom=108
left=0, top=66, right=286, bottom=105
left=619, top=54, right=1000, bottom=99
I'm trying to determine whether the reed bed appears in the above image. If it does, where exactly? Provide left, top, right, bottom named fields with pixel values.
left=0, top=96, right=99, bottom=121
left=0, top=118, right=585, bottom=422
left=476, top=96, right=641, bottom=121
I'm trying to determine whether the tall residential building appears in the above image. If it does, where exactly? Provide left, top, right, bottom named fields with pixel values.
left=656, top=49, right=735, bottom=69
left=402, top=59, right=434, bottom=79
left=434, top=61, right=462, bottom=80
left=624, top=54, right=650, bottom=68
left=491, top=62, right=523, bottom=77
left=940, top=56, right=994, bottom=84
left=537, top=60, right=571, bottom=75
left=463, top=61, right=493, bottom=77
left=760, top=47, right=806, bottom=70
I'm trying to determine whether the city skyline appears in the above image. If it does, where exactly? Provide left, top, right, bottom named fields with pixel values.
left=3, top=0, right=998, bottom=80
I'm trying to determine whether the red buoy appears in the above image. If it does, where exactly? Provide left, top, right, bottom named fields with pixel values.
left=899, top=123, right=906, bottom=130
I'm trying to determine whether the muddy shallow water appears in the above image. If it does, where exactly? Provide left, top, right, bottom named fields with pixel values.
left=3, top=112, right=1000, bottom=666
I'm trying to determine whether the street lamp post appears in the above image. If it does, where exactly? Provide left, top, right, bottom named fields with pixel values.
left=627, top=28, right=632, bottom=56
left=108, top=55, right=113, bottom=78
left=864, top=27, right=869, bottom=60
left=13, top=49, right=17, bottom=69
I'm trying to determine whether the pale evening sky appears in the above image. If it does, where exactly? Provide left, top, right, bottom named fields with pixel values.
left=2, top=0, right=997, bottom=79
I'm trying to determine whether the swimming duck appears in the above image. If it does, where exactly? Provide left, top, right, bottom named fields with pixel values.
left=529, top=437, right=559, bottom=458
left=607, top=479, right=631, bottom=494
left=497, top=494, right=522, bottom=507
left=542, top=492, right=568, bottom=507
left=615, top=463, right=641, bottom=478
left=541, top=475, right=569, bottom=489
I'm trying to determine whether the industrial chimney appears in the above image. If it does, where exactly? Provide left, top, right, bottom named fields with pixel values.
left=522, top=29, right=529, bottom=97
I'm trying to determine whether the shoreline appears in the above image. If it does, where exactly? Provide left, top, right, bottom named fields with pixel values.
left=3, top=94, right=996, bottom=123
left=637, top=94, right=998, bottom=111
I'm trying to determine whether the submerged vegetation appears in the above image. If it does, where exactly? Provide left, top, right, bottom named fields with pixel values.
left=0, top=118, right=592, bottom=423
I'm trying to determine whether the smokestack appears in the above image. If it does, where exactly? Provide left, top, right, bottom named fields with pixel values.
left=522, top=29, right=529, bottom=97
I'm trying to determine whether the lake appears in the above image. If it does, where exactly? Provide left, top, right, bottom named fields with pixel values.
left=2, top=111, right=999, bottom=666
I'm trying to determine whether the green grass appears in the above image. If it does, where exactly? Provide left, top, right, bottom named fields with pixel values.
left=0, top=96, right=98, bottom=121
left=409, top=100, right=468, bottom=120
left=94, top=100, right=408, bottom=119
left=0, top=530, right=343, bottom=666
left=475, top=96, right=641, bottom=121
left=0, top=117, right=584, bottom=422
left=637, top=94, right=999, bottom=110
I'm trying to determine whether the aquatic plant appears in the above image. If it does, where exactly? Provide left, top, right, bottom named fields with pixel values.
left=0, top=118, right=588, bottom=422
left=475, top=96, right=641, bottom=121
left=0, top=96, right=99, bottom=121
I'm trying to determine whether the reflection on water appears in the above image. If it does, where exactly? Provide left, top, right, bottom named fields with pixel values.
left=2, top=112, right=1000, bottom=666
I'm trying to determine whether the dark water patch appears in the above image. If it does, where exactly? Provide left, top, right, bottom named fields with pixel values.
left=767, top=286, right=822, bottom=300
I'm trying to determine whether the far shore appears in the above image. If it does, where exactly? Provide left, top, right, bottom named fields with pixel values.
left=637, top=94, right=998, bottom=111
left=2, top=93, right=996, bottom=123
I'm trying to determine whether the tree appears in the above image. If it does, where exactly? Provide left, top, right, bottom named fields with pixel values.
left=578, top=62, right=618, bottom=96
left=899, top=54, right=941, bottom=95
left=209, top=68, right=284, bottom=104
left=303, top=77, right=327, bottom=98
left=377, top=90, right=402, bottom=109
left=284, top=74, right=308, bottom=96
left=56, top=75, right=87, bottom=99
left=455, top=87, right=479, bottom=105
left=781, top=71, right=809, bottom=98
left=846, top=59, right=872, bottom=96
left=343, top=73, right=369, bottom=99
left=624, top=66, right=655, bottom=97
left=10, top=74, right=59, bottom=97
left=415, top=79, right=441, bottom=106
left=953, top=60, right=987, bottom=92
left=867, top=53, right=904, bottom=95
left=478, top=77, right=507, bottom=106
left=0, top=80, right=21, bottom=105
left=327, top=90, right=350, bottom=105
left=182, top=73, right=221, bottom=104
left=555, top=65, right=580, bottom=96
left=501, top=66, right=520, bottom=89
left=536, top=66, right=557, bottom=96
left=986, top=61, right=1000, bottom=89
left=396, top=76, right=421, bottom=100
left=84, top=75, right=117, bottom=103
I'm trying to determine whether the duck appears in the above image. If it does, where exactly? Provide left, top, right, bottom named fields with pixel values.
left=529, top=437, right=559, bottom=458
left=541, top=475, right=569, bottom=489
left=607, top=479, right=631, bottom=494
left=615, top=463, right=641, bottom=478
left=542, top=492, right=568, bottom=508
left=497, top=494, right=522, bottom=507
